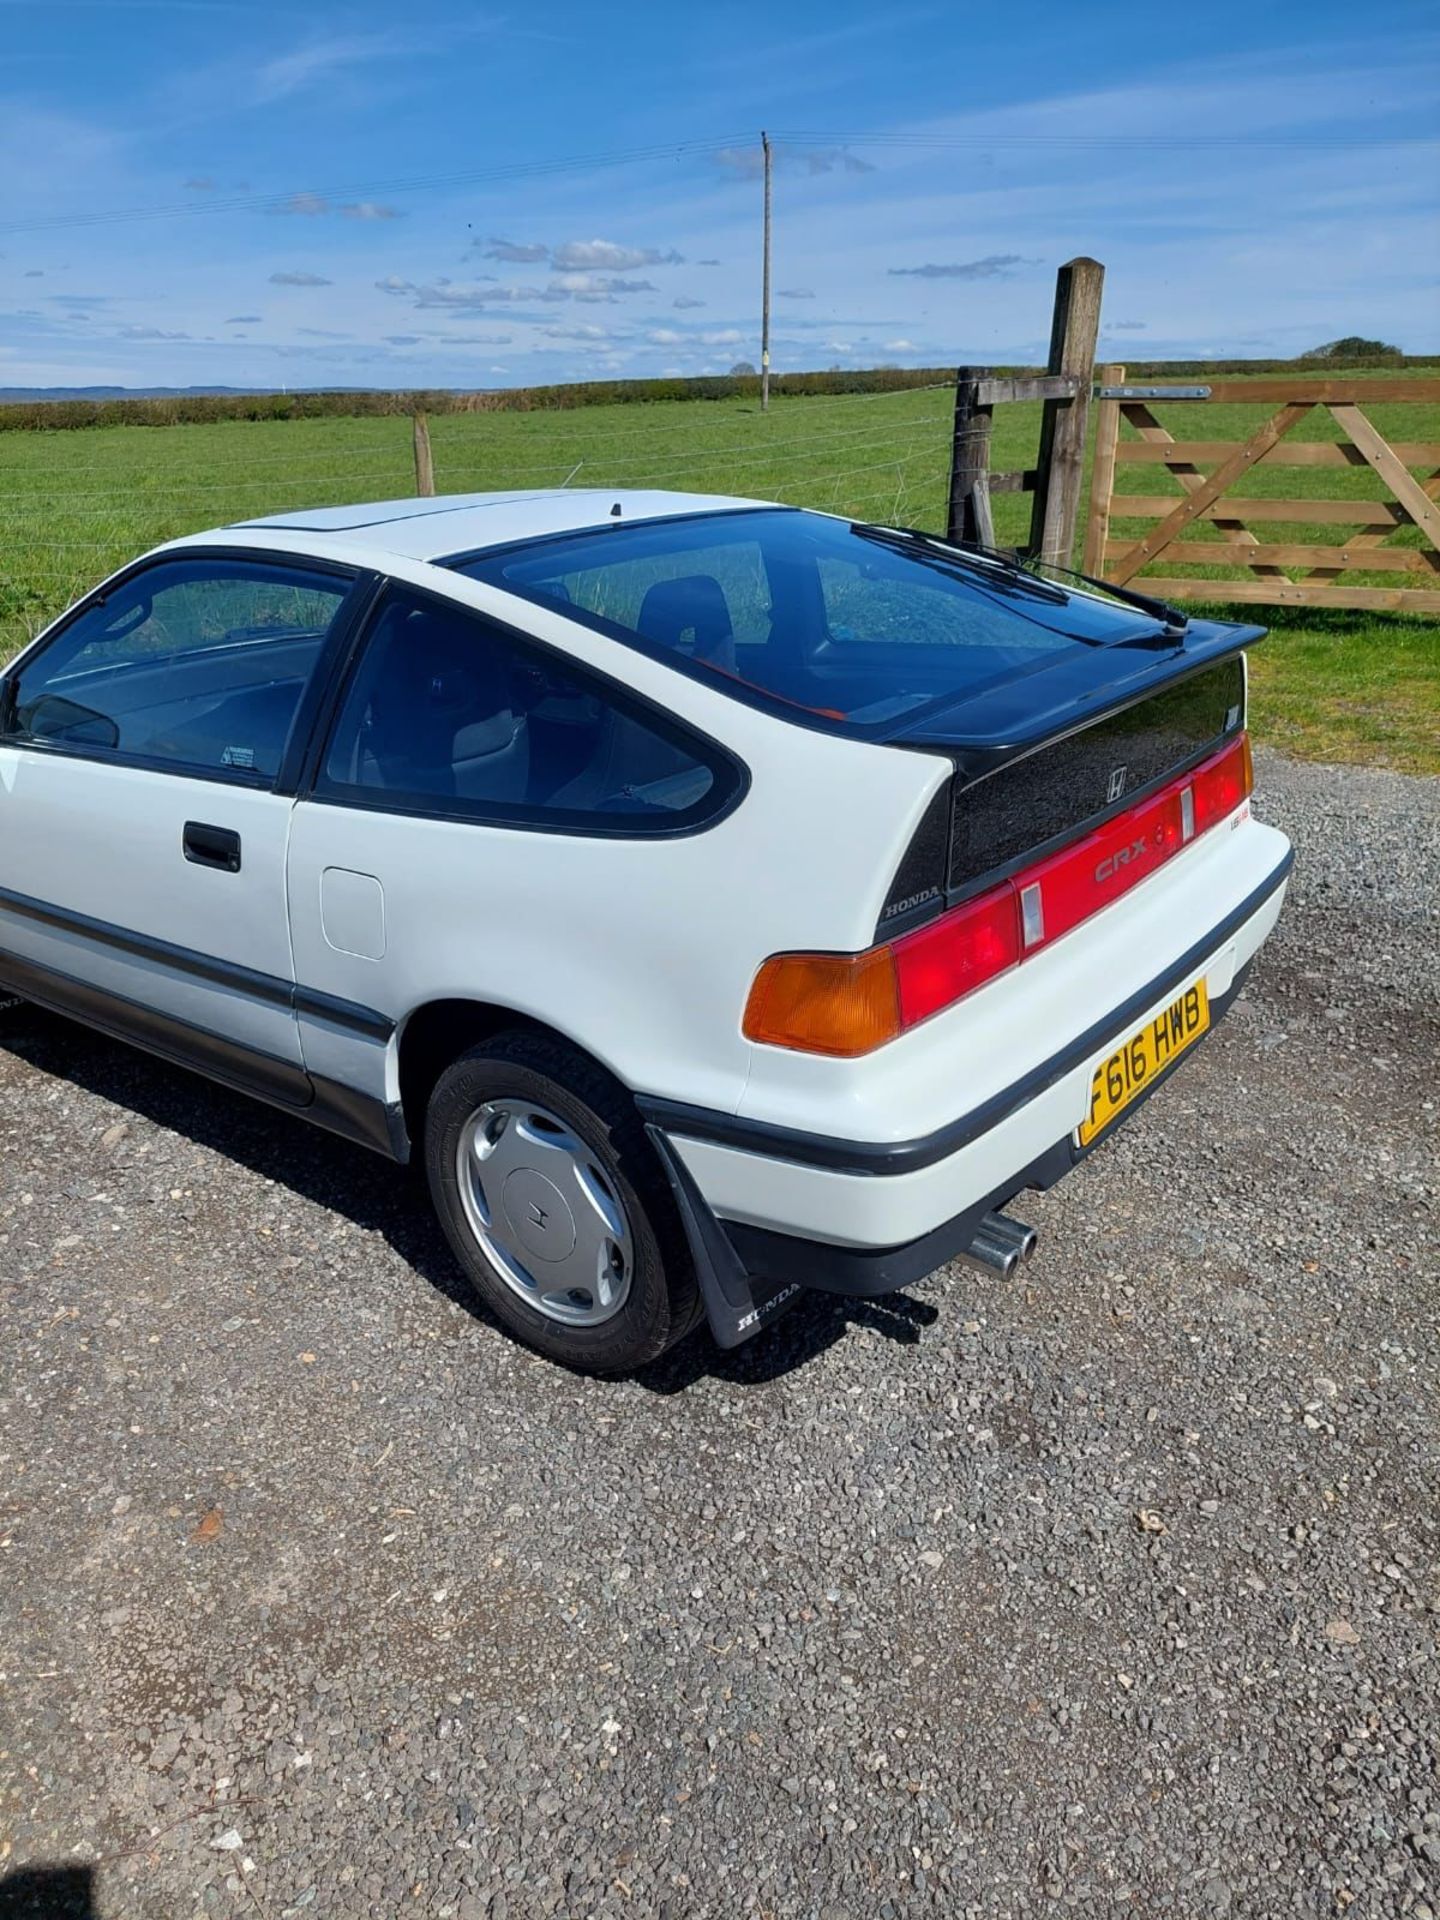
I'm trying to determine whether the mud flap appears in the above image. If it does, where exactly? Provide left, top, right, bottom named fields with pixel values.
left=644, top=1124, right=804, bottom=1349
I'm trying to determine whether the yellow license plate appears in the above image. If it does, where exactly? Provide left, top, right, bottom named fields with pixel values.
left=1077, top=978, right=1210, bottom=1147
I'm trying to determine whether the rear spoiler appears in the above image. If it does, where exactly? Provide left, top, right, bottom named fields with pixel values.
left=890, top=619, right=1264, bottom=778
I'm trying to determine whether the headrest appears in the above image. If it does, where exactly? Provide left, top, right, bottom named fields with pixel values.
left=637, top=575, right=733, bottom=658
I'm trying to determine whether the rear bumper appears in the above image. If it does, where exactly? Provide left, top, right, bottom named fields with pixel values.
left=723, top=959, right=1254, bottom=1300
left=641, top=843, right=1291, bottom=1346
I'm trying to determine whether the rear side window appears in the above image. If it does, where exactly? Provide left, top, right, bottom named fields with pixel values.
left=314, top=586, right=737, bottom=834
left=7, top=557, right=349, bottom=780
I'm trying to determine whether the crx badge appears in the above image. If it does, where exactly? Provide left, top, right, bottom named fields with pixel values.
left=1106, top=766, right=1127, bottom=804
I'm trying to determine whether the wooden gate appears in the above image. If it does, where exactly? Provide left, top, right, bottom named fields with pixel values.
left=1083, top=370, right=1440, bottom=615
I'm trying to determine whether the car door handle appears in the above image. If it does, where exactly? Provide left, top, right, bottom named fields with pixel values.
left=183, top=821, right=242, bottom=873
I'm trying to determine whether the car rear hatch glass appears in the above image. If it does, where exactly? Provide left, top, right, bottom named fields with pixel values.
left=446, top=507, right=1196, bottom=734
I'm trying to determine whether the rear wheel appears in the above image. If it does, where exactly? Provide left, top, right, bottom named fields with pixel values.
left=423, top=1031, right=702, bottom=1373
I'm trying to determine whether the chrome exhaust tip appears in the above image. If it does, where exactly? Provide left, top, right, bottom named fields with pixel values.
left=956, top=1209, right=1038, bottom=1279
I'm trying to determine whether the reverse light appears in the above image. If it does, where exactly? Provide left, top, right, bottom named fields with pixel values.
left=743, top=731, right=1254, bottom=1057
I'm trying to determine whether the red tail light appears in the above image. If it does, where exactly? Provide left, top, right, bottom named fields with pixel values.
left=744, top=731, right=1253, bottom=1055
left=892, top=884, right=1021, bottom=1027
left=1194, top=729, right=1253, bottom=832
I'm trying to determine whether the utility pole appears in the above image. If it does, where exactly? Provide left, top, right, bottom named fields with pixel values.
left=760, top=130, right=772, bottom=412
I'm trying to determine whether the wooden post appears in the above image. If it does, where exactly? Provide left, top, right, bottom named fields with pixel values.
left=1029, top=257, right=1104, bottom=567
left=412, top=410, right=435, bottom=497
left=946, top=367, right=995, bottom=547
left=1082, top=363, right=1124, bottom=575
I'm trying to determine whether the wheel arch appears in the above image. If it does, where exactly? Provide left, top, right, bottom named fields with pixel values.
left=395, top=997, right=634, bottom=1157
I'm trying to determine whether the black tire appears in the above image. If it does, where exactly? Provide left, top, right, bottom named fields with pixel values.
left=423, top=1029, right=704, bottom=1373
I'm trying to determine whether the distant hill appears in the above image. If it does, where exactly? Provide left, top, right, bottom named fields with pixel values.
left=0, top=384, right=376, bottom=401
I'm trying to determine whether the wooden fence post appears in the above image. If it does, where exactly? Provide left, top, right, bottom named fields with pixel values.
left=946, top=367, right=995, bottom=547
left=412, top=411, right=435, bottom=497
left=1082, top=363, right=1124, bottom=575
left=1029, top=257, right=1104, bottom=567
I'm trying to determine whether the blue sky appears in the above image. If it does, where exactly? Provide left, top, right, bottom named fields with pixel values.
left=2, top=0, right=1437, bottom=390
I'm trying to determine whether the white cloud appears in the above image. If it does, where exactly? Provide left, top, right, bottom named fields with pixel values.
left=483, top=237, right=549, bottom=262
left=251, top=34, right=400, bottom=104
left=888, top=255, right=1032, bottom=280
left=270, top=192, right=329, bottom=217
left=269, top=192, right=401, bottom=220
left=551, top=238, right=682, bottom=270
left=713, top=142, right=873, bottom=181
left=376, top=277, right=561, bottom=310
left=549, top=272, right=657, bottom=302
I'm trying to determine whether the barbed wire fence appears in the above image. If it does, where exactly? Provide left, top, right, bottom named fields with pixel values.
left=0, top=382, right=967, bottom=656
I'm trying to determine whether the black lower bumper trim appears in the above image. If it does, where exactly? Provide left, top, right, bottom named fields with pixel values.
left=726, top=1142, right=1073, bottom=1299
left=658, top=961, right=1253, bottom=1333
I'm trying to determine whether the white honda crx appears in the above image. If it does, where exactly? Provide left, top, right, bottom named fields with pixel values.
left=0, top=491, right=1291, bottom=1371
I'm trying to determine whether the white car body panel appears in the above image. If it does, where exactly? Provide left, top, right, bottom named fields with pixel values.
left=0, top=747, right=303, bottom=1069
left=228, top=488, right=767, bottom=556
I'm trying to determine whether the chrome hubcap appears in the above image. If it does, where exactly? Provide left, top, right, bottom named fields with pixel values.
left=456, top=1099, right=633, bottom=1327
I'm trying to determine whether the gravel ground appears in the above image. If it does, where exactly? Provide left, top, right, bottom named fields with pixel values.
left=1, top=750, right=1436, bottom=1920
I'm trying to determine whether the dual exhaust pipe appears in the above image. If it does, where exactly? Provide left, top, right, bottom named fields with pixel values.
left=958, top=1209, right=1038, bottom=1281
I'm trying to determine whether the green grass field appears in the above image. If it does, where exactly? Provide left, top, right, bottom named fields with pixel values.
left=1, top=374, right=1435, bottom=771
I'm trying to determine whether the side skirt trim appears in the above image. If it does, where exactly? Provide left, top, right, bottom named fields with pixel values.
left=0, top=883, right=394, bottom=1040
left=0, top=944, right=408, bottom=1160
left=0, top=944, right=312, bottom=1107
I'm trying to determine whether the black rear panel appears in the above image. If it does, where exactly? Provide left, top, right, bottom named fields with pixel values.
left=877, top=656, right=1245, bottom=932
left=947, top=657, right=1244, bottom=894
left=877, top=786, right=952, bottom=927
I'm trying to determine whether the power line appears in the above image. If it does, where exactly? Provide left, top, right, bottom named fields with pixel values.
left=3, top=432, right=955, bottom=510
left=0, top=390, right=955, bottom=473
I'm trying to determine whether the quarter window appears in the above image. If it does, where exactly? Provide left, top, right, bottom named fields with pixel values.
left=315, top=587, right=731, bottom=831
left=6, top=558, right=350, bottom=780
